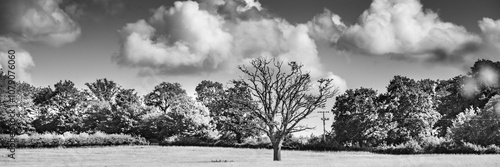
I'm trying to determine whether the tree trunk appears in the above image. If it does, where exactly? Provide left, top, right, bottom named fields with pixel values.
left=236, top=132, right=243, bottom=143
left=272, top=139, right=283, bottom=161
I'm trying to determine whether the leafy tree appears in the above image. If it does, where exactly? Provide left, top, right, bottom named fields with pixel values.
left=32, top=80, right=86, bottom=133
left=83, top=89, right=145, bottom=134
left=195, top=80, right=224, bottom=106
left=434, top=75, right=481, bottom=136
left=195, top=80, right=260, bottom=143
left=85, top=78, right=120, bottom=101
left=449, top=95, right=500, bottom=146
left=0, top=70, right=37, bottom=134
left=380, top=76, right=442, bottom=144
left=235, top=58, right=337, bottom=161
left=144, top=82, right=186, bottom=113
left=139, top=95, right=212, bottom=140
left=331, top=88, right=394, bottom=147
left=435, top=59, right=500, bottom=136
left=220, top=81, right=261, bottom=143
left=115, top=88, right=140, bottom=107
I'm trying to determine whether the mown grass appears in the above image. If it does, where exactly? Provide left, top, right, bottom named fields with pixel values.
left=1, top=146, right=500, bottom=167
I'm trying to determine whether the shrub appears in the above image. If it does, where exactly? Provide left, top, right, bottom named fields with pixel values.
left=0, top=131, right=148, bottom=148
left=372, top=139, right=423, bottom=154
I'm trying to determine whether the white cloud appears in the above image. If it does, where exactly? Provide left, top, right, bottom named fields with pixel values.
left=237, top=0, right=263, bottom=12
left=338, top=0, right=478, bottom=58
left=0, top=0, right=80, bottom=82
left=325, top=72, right=348, bottom=93
left=307, top=9, right=346, bottom=43
left=114, top=0, right=348, bottom=92
left=0, top=37, right=35, bottom=83
left=114, top=1, right=232, bottom=74
left=13, top=0, right=81, bottom=47
left=477, top=18, right=500, bottom=59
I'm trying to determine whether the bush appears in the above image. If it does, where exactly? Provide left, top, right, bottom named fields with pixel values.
left=0, top=131, right=148, bottom=148
left=372, top=139, right=423, bottom=154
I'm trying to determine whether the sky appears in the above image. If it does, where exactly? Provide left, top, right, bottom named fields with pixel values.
left=0, top=0, right=499, bottom=136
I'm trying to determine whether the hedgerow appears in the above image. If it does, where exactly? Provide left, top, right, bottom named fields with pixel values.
left=0, top=131, right=148, bottom=148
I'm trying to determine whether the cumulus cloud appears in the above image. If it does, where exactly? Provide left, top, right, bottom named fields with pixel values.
left=476, top=18, right=500, bottom=60
left=236, top=0, right=262, bottom=12
left=0, top=37, right=35, bottom=83
left=307, top=9, right=346, bottom=43
left=325, top=72, right=348, bottom=93
left=114, top=1, right=233, bottom=74
left=3, top=0, right=81, bottom=47
left=199, top=0, right=268, bottom=21
left=0, top=0, right=80, bottom=82
left=114, top=0, right=348, bottom=91
left=337, top=0, right=479, bottom=64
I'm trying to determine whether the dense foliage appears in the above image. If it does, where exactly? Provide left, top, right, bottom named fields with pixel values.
left=0, top=131, right=148, bottom=148
left=0, top=59, right=499, bottom=153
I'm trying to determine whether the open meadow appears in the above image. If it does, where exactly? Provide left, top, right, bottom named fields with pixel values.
left=1, top=146, right=500, bottom=167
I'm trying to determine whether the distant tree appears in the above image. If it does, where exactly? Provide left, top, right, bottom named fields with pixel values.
left=83, top=89, right=145, bottom=134
left=220, top=81, right=262, bottom=143
left=32, top=80, right=85, bottom=133
left=115, top=88, right=140, bottom=107
left=195, top=80, right=260, bottom=143
left=435, top=59, right=500, bottom=136
left=195, top=80, right=224, bottom=106
left=144, top=82, right=186, bottom=113
left=85, top=78, right=120, bottom=102
left=331, top=88, right=395, bottom=147
left=139, top=95, right=212, bottom=140
left=0, top=70, right=37, bottom=134
left=449, top=95, right=500, bottom=146
left=235, top=58, right=337, bottom=161
left=434, top=75, right=481, bottom=136
left=380, top=76, right=441, bottom=144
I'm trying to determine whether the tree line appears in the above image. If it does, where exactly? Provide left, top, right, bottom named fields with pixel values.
left=1, top=58, right=500, bottom=160
left=331, top=59, right=500, bottom=148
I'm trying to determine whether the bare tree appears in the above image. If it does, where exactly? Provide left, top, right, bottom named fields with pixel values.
left=235, top=58, right=338, bottom=161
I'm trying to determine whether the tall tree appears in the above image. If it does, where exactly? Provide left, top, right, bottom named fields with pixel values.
left=0, top=70, right=37, bottom=134
left=195, top=80, right=224, bottom=106
left=449, top=95, right=500, bottom=146
left=85, top=78, right=120, bottom=102
left=331, top=88, right=395, bottom=147
left=83, top=88, right=145, bottom=134
left=235, top=58, right=337, bottom=161
left=144, top=82, right=186, bottom=113
left=380, top=76, right=441, bottom=144
left=195, top=80, right=260, bottom=143
left=139, top=94, right=212, bottom=140
left=115, top=88, right=140, bottom=107
left=435, top=75, right=480, bottom=136
left=32, top=80, right=86, bottom=133
left=435, top=59, right=500, bottom=136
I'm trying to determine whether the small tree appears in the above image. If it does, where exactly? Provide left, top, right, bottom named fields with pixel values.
left=235, top=58, right=337, bottom=161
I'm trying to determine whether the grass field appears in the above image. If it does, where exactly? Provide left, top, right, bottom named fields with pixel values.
left=1, top=146, right=500, bottom=167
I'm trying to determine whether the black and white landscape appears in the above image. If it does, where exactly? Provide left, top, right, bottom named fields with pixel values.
left=1, top=0, right=500, bottom=166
